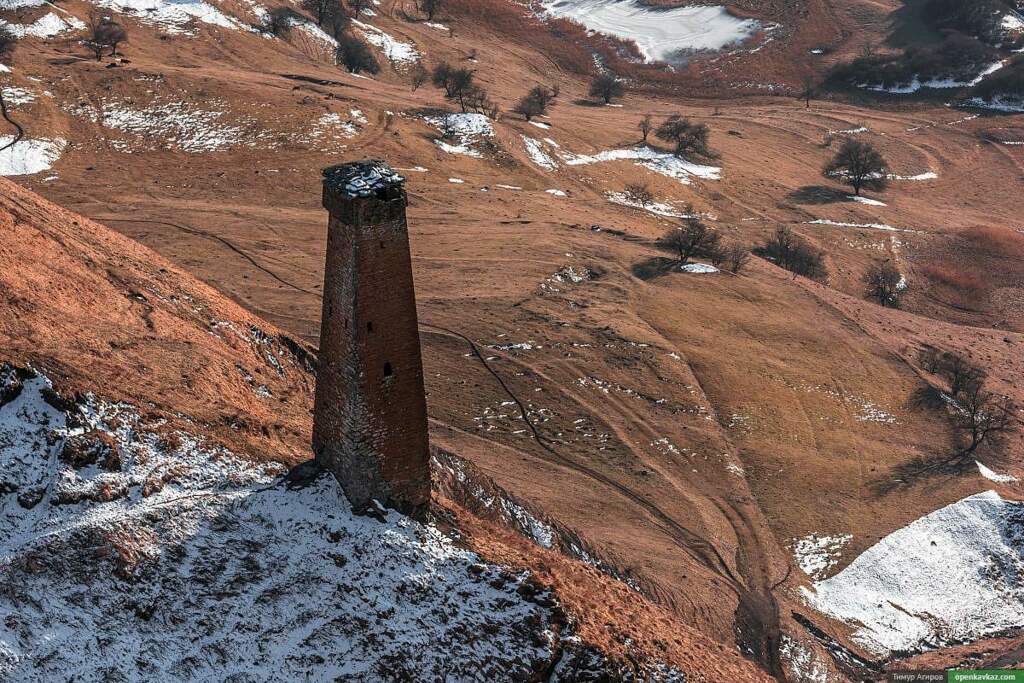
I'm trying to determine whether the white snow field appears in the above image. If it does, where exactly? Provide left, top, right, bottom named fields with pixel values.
left=0, top=368, right=564, bottom=681
left=539, top=0, right=760, bottom=62
left=0, top=12, right=85, bottom=38
left=0, top=137, right=65, bottom=175
left=804, top=491, right=1024, bottom=655
left=426, top=112, right=494, bottom=157
left=93, top=0, right=243, bottom=33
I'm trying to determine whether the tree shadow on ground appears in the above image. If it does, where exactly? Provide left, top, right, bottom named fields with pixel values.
left=869, top=451, right=978, bottom=497
left=786, top=185, right=849, bottom=205
left=631, top=256, right=679, bottom=281
left=572, top=99, right=606, bottom=107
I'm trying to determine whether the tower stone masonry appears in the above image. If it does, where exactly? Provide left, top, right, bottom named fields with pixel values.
left=312, top=160, right=431, bottom=518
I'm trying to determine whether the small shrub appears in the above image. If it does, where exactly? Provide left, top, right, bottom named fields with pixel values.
left=623, top=183, right=654, bottom=207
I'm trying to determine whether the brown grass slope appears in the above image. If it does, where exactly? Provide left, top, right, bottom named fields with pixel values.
left=0, top=175, right=778, bottom=683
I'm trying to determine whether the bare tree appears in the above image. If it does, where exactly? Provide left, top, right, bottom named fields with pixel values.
left=798, top=73, right=816, bottom=109
left=302, top=0, right=336, bottom=25
left=347, top=0, right=370, bottom=15
left=264, top=7, right=298, bottom=36
left=86, top=17, right=128, bottom=60
left=432, top=61, right=473, bottom=98
left=323, top=4, right=350, bottom=39
left=755, top=226, right=826, bottom=280
left=912, top=348, right=1016, bottom=468
left=919, top=349, right=986, bottom=398
left=655, top=114, right=712, bottom=159
left=409, top=62, right=428, bottom=91
left=863, top=260, right=903, bottom=307
left=638, top=113, right=652, bottom=142
left=824, top=138, right=888, bottom=196
left=623, top=183, right=653, bottom=207
left=589, top=74, right=624, bottom=104
left=0, top=27, right=16, bottom=64
left=724, top=243, right=750, bottom=274
left=336, top=33, right=379, bottom=74
left=656, top=213, right=720, bottom=265
left=419, top=0, right=444, bottom=20
left=512, top=85, right=556, bottom=121
left=431, top=62, right=489, bottom=113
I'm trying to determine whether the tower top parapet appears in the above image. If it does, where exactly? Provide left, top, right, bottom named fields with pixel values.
left=322, top=160, right=405, bottom=200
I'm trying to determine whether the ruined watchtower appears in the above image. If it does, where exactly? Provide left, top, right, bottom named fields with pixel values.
left=312, top=160, right=430, bottom=518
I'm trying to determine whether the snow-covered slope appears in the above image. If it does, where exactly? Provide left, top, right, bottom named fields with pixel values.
left=803, top=491, right=1024, bottom=656
left=0, top=367, right=566, bottom=680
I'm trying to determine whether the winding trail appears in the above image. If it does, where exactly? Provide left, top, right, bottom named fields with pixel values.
left=0, top=90, right=25, bottom=154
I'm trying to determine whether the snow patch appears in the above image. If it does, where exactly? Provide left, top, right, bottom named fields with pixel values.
left=427, top=112, right=493, bottom=157
left=680, top=263, right=718, bottom=273
left=848, top=195, right=887, bottom=206
left=0, top=86, right=34, bottom=106
left=977, top=460, right=1018, bottom=483
left=791, top=533, right=851, bottom=580
left=0, top=371, right=563, bottom=680
left=804, top=491, right=1024, bottom=655
left=539, top=0, right=760, bottom=63
left=353, top=19, right=420, bottom=63
left=606, top=191, right=688, bottom=217
left=93, top=0, right=243, bottom=33
left=0, top=137, right=65, bottom=175
left=522, top=135, right=559, bottom=170
left=0, top=12, right=85, bottom=38
left=560, top=145, right=720, bottom=185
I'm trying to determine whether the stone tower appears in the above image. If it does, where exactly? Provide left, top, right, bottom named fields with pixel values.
left=313, top=160, right=430, bottom=518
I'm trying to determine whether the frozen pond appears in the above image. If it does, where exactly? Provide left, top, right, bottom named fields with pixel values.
left=540, top=0, right=760, bottom=62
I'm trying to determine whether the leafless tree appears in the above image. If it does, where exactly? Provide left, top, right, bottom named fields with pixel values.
left=432, top=61, right=473, bottom=98
left=264, top=7, right=297, bottom=36
left=824, top=138, right=888, bottom=196
left=512, top=85, right=556, bottom=121
left=336, top=33, right=379, bottom=74
left=0, top=28, right=16, bottom=63
left=323, top=4, right=350, bottom=39
left=919, top=349, right=986, bottom=398
left=655, top=114, right=713, bottom=159
left=589, top=74, right=623, bottom=104
left=347, top=0, right=370, bottom=15
left=302, top=0, right=336, bottom=25
left=755, top=226, right=826, bottom=280
left=638, top=113, right=652, bottom=142
left=656, top=213, right=720, bottom=265
left=86, top=17, right=128, bottom=60
left=798, top=73, right=816, bottom=108
left=419, top=0, right=444, bottom=20
left=863, top=260, right=903, bottom=307
left=724, top=243, right=750, bottom=274
left=953, top=382, right=1015, bottom=458
left=409, top=62, right=428, bottom=91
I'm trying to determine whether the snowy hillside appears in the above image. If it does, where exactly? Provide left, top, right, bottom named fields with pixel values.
left=0, top=366, right=570, bottom=680
left=803, top=491, right=1024, bottom=656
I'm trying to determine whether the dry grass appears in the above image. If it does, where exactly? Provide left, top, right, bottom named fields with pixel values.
left=961, top=226, right=1024, bottom=259
left=919, top=262, right=986, bottom=293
